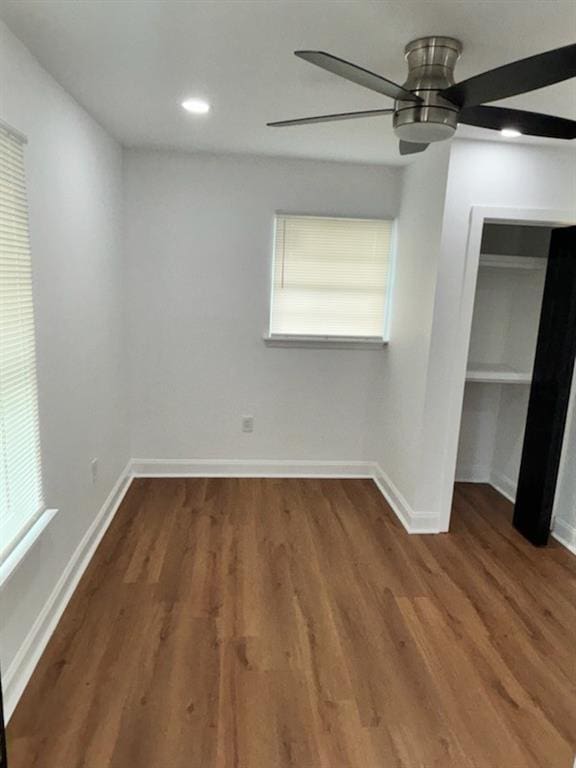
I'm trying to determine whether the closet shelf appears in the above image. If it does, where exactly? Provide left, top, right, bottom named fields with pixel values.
left=466, top=363, right=532, bottom=384
left=479, top=254, right=547, bottom=271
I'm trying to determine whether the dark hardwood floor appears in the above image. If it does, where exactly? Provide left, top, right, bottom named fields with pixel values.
left=7, top=479, right=576, bottom=767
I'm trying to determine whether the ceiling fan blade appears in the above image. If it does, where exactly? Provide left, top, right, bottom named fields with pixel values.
left=441, top=43, right=576, bottom=108
left=267, top=108, right=394, bottom=127
left=459, top=105, right=576, bottom=139
left=399, top=140, right=429, bottom=155
left=295, top=50, right=421, bottom=102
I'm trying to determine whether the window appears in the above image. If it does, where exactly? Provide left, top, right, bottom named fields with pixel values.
left=0, top=123, right=45, bottom=564
left=268, top=214, right=394, bottom=342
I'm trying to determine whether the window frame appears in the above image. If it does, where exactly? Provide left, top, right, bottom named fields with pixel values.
left=0, top=118, right=57, bottom=587
left=264, top=212, right=396, bottom=348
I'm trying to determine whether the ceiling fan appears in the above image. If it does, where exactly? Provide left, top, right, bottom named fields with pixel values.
left=267, top=37, right=576, bottom=154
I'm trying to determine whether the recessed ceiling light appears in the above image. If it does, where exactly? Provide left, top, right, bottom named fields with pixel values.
left=501, top=128, right=522, bottom=138
left=181, top=98, right=210, bottom=115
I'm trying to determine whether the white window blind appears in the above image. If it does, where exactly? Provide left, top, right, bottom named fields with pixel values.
left=270, top=215, right=393, bottom=339
left=0, top=124, right=44, bottom=563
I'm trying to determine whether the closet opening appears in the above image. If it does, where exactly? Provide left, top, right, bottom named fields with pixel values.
left=453, top=222, right=552, bottom=531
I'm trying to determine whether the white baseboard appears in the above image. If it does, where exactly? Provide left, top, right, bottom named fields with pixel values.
left=458, top=470, right=574, bottom=558
left=4, top=452, right=570, bottom=726
left=458, top=469, right=575, bottom=558
left=130, top=458, right=374, bottom=479
left=4, top=461, right=133, bottom=721
left=454, top=465, right=490, bottom=484
left=489, top=469, right=517, bottom=504
left=455, top=467, right=517, bottom=505
left=551, top=517, right=576, bottom=556
left=3, top=455, right=444, bottom=720
left=132, top=458, right=443, bottom=533
left=372, top=463, right=442, bottom=534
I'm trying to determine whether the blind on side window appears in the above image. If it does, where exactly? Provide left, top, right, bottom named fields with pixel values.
left=0, top=124, right=44, bottom=563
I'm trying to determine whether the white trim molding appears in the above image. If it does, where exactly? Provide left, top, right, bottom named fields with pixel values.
left=551, top=517, right=576, bottom=556
left=455, top=466, right=491, bottom=485
left=489, top=469, right=517, bottom=505
left=0, top=508, right=59, bottom=588
left=440, top=205, right=576, bottom=533
left=2, top=454, right=492, bottom=722
left=3, top=461, right=133, bottom=721
left=4, top=452, right=571, bottom=726
left=131, top=458, right=444, bottom=533
left=455, top=469, right=576, bottom=557
left=372, top=463, right=442, bottom=534
left=262, top=334, right=386, bottom=350
left=130, top=458, right=374, bottom=479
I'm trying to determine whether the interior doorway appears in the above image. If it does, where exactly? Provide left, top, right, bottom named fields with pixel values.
left=513, top=226, right=576, bottom=544
left=452, top=216, right=576, bottom=546
left=454, top=222, right=551, bottom=502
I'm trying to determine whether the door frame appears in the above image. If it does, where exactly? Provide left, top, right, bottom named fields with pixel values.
left=440, top=205, right=576, bottom=533
left=552, top=360, right=576, bottom=554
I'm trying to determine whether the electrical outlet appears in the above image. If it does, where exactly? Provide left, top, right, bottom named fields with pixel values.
left=242, top=415, right=254, bottom=433
left=91, top=458, right=99, bottom=484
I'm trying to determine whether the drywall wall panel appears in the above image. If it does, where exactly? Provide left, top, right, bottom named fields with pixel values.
left=124, top=150, right=402, bottom=462
left=367, top=142, right=451, bottom=509
left=418, top=138, right=576, bottom=527
left=0, top=20, right=129, bottom=683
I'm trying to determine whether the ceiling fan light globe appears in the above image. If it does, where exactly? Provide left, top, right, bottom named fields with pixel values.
left=394, top=121, right=456, bottom=143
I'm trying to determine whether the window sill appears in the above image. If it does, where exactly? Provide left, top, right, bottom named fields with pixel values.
left=263, top=334, right=388, bottom=350
left=0, top=508, right=59, bottom=589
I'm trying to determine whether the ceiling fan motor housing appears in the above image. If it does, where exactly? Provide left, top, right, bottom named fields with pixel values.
left=394, top=36, right=462, bottom=143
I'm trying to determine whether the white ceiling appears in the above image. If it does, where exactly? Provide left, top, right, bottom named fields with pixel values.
left=1, top=0, right=575, bottom=165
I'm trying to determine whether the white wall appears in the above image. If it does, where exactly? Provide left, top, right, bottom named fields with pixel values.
left=367, top=143, right=451, bottom=520
left=455, top=384, right=502, bottom=482
left=490, top=386, right=531, bottom=496
left=0, top=19, right=129, bottom=705
left=488, top=254, right=547, bottom=496
left=124, top=150, right=401, bottom=463
left=417, top=139, right=576, bottom=529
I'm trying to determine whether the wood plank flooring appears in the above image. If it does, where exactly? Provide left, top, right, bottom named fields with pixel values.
left=7, top=479, right=576, bottom=767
